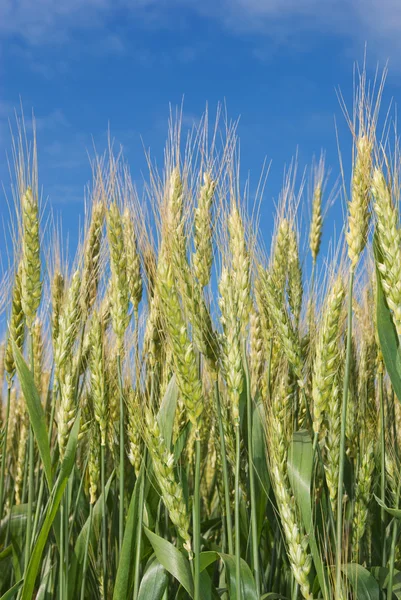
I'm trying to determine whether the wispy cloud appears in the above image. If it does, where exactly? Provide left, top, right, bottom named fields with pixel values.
left=0, top=106, right=71, bottom=168
left=201, top=0, right=401, bottom=63
left=0, top=0, right=375, bottom=43
left=46, top=182, right=87, bottom=204
left=1, top=0, right=400, bottom=66
left=0, top=0, right=111, bottom=44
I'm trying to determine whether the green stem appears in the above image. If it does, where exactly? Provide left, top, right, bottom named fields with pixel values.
left=21, top=443, right=29, bottom=504
left=133, top=453, right=147, bottom=600
left=194, top=436, right=201, bottom=600
left=69, top=452, right=90, bottom=542
left=213, top=378, right=234, bottom=555
left=117, top=352, right=125, bottom=553
left=242, top=339, right=260, bottom=596
left=31, top=475, right=44, bottom=548
left=0, top=386, right=11, bottom=517
left=379, top=370, right=386, bottom=567
left=101, top=443, right=107, bottom=596
left=80, top=503, right=93, bottom=600
left=64, top=486, right=69, bottom=600
left=59, top=500, right=64, bottom=600
left=235, top=424, right=242, bottom=600
left=387, top=480, right=401, bottom=600
left=335, top=271, right=354, bottom=600
left=25, top=332, right=35, bottom=571
left=388, top=519, right=399, bottom=600
left=219, top=521, right=228, bottom=600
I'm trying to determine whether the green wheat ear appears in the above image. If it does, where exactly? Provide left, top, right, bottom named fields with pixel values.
left=21, top=187, right=42, bottom=329
left=107, top=202, right=130, bottom=350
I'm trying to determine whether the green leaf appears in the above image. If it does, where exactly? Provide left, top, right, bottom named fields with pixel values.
left=199, top=552, right=218, bottom=573
left=0, top=546, right=12, bottom=562
left=137, top=556, right=168, bottom=600
left=0, top=580, right=23, bottom=600
left=374, top=233, right=401, bottom=401
left=0, top=504, right=27, bottom=581
left=287, top=430, right=329, bottom=600
left=68, top=472, right=114, bottom=599
left=385, top=570, right=401, bottom=600
left=370, top=566, right=401, bottom=598
left=36, top=546, right=54, bottom=600
left=12, top=341, right=53, bottom=489
left=144, top=528, right=194, bottom=598
left=174, top=422, right=190, bottom=462
left=252, top=403, right=270, bottom=493
left=199, top=569, right=220, bottom=600
left=72, top=471, right=114, bottom=563
left=157, top=375, right=178, bottom=449
left=374, top=494, right=401, bottom=519
left=113, top=470, right=142, bottom=599
left=0, top=504, right=27, bottom=537
left=219, top=553, right=258, bottom=600
left=252, top=402, right=270, bottom=539
left=20, top=412, right=80, bottom=600
left=342, top=564, right=380, bottom=600
left=0, top=504, right=28, bottom=582
left=0, top=552, right=12, bottom=593
left=10, top=545, right=22, bottom=589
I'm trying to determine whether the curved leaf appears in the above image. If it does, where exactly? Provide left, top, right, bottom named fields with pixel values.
left=199, top=551, right=218, bottom=573
left=374, top=233, right=401, bottom=401
left=113, top=470, right=142, bottom=599
left=20, top=412, right=80, bottom=600
left=0, top=580, right=23, bottom=600
left=138, top=556, right=168, bottom=600
left=342, top=564, right=380, bottom=600
left=219, top=553, right=258, bottom=600
left=0, top=546, right=12, bottom=562
left=12, top=342, right=52, bottom=489
left=0, top=504, right=27, bottom=543
left=287, top=430, right=329, bottom=600
left=68, top=472, right=114, bottom=598
left=74, top=472, right=114, bottom=562
left=0, top=504, right=27, bottom=579
left=374, top=494, right=401, bottom=519
left=199, top=569, right=219, bottom=600
left=371, top=566, right=401, bottom=598
left=252, top=402, right=270, bottom=539
left=144, top=528, right=194, bottom=598
left=36, top=546, right=54, bottom=600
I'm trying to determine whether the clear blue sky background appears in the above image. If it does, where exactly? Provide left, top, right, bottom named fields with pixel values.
left=1, top=0, right=401, bottom=265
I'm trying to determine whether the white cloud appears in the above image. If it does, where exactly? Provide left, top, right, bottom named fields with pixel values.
left=0, top=0, right=400, bottom=64
left=0, top=0, right=352, bottom=40
left=0, top=0, right=111, bottom=44
left=200, top=0, right=401, bottom=61
left=0, top=107, right=71, bottom=155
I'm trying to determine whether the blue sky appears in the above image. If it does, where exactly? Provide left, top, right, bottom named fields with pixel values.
left=1, top=0, right=401, bottom=264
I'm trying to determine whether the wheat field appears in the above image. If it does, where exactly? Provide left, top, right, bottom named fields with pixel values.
left=0, top=67, right=400, bottom=600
